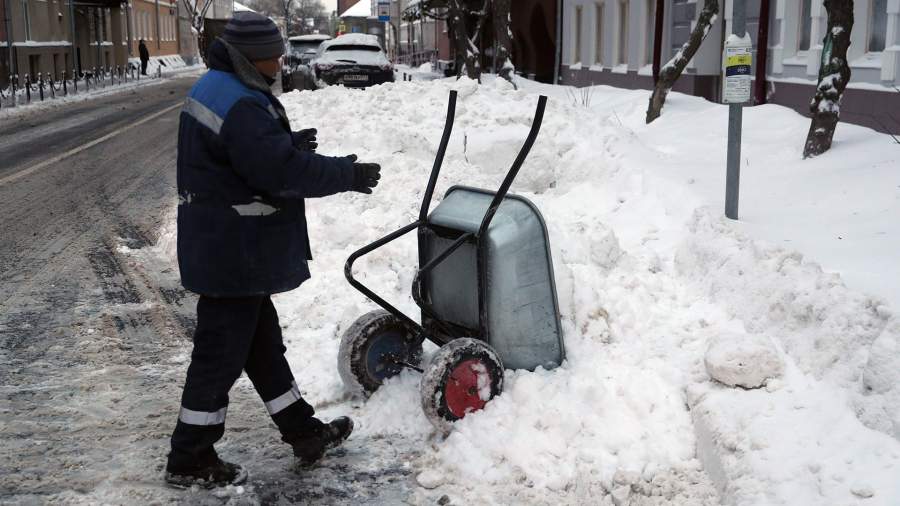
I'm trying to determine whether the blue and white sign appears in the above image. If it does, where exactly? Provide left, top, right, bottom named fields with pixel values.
left=377, top=0, right=390, bottom=21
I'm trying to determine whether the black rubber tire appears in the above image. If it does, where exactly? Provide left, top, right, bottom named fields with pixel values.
left=420, top=338, right=504, bottom=433
left=338, top=310, right=422, bottom=395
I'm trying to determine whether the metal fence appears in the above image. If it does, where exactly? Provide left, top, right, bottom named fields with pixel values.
left=0, top=64, right=162, bottom=111
left=396, top=50, right=438, bottom=68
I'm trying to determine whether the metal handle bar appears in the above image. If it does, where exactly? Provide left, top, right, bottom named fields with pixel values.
left=343, top=91, right=460, bottom=335
left=344, top=221, right=424, bottom=332
left=411, top=231, right=474, bottom=337
left=476, top=95, right=548, bottom=239
left=419, top=90, right=458, bottom=221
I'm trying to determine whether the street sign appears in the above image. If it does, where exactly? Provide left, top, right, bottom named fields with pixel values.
left=377, top=0, right=390, bottom=21
left=723, top=34, right=752, bottom=104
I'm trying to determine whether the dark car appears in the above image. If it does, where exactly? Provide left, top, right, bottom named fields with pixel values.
left=310, top=34, right=394, bottom=89
left=282, top=34, right=331, bottom=92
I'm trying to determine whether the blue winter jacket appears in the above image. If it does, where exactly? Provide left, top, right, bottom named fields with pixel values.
left=177, top=40, right=355, bottom=297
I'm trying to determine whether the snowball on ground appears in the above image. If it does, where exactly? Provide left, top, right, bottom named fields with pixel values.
left=704, top=333, right=784, bottom=389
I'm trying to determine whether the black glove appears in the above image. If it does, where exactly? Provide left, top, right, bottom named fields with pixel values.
left=346, top=154, right=380, bottom=194
left=293, top=128, right=318, bottom=152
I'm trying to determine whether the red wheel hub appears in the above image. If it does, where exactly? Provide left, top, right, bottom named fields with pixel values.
left=444, top=359, right=493, bottom=418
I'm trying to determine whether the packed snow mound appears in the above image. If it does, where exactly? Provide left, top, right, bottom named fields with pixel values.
left=262, top=76, right=899, bottom=503
left=704, top=333, right=784, bottom=388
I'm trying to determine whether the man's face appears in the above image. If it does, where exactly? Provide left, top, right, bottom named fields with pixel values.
left=253, top=56, right=282, bottom=80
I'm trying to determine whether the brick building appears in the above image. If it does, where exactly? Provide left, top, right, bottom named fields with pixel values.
left=130, top=0, right=179, bottom=57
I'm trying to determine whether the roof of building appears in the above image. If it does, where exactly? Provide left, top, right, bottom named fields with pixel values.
left=233, top=1, right=255, bottom=12
left=339, top=0, right=373, bottom=18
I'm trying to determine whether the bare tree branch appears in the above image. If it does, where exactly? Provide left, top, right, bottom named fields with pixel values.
left=645, top=0, right=719, bottom=124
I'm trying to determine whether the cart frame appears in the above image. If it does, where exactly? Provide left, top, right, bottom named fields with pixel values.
left=344, top=90, right=549, bottom=360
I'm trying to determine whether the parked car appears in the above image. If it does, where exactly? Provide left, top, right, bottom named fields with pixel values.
left=310, top=34, right=394, bottom=89
left=282, top=34, right=331, bottom=92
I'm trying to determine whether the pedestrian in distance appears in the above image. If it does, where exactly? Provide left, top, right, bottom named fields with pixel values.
left=138, top=39, right=150, bottom=76
left=165, top=11, right=381, bottom=489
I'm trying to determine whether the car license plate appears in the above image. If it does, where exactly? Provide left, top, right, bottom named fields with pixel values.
left=342, top=74, right=368, bottom=82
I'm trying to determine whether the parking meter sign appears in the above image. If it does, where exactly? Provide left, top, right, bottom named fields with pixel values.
left=723, top=35, right=752, bottom=104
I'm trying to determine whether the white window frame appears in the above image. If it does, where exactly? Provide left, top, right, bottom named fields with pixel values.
left=866, top=0, right=887, bottom=53
left=616, top=0, right=628, bottom=66
left=572, top=4, right=584, bottom=65
left=22, top=0, right=32, bottom=40
left=644, top=0, right=655, bottom=66
left=797, top=0, right=812, bottom=53
left=593, top=1, right=604, bottom=67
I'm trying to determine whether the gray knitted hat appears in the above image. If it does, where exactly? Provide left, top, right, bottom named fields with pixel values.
left=222, top=12, right=284, bottom=62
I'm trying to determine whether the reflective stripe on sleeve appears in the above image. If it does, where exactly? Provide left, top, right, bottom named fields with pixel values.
left=264, top=381, right=302, bottom=415
left=182, top=97, right=224, bottom=135
left=179, top=406, right=227, bottom=425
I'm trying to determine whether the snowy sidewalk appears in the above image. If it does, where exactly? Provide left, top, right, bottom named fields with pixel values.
left=147, top=77, right=900, bottom=504
left=0, top=58, right=204, bottom=120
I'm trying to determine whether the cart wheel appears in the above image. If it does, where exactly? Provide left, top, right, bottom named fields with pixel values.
left=338, top=310, right=422, bottom=395
left=420, top=338, right=504, bottom=432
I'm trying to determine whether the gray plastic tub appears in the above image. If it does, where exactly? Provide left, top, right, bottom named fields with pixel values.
left=421, top=185, right=565, bottom=371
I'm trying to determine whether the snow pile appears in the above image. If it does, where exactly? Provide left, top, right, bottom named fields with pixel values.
left=147, top=74, right=900, bottom=503
left=268, top=77, right=900, bottom=503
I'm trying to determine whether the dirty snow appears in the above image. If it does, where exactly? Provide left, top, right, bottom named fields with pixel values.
left=143, top=74, right=900, bottom=504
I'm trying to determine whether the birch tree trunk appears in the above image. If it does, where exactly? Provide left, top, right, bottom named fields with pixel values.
left=803, top=0, right=853, bottom=158
left=491, top=0, right=516, bottom=87
left=645, top=0, right=719, bottom=124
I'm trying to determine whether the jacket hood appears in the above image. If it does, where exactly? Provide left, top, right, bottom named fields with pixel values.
left=208, top=39, right=274, bottom=97
left=207, top=38, right=291, bottom=130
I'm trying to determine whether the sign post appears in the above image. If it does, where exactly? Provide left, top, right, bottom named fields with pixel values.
left=724, top=0, right=749, bottom=220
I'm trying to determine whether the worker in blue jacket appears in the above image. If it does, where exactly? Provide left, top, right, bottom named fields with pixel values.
left=165, top=11, right=380, bottom=489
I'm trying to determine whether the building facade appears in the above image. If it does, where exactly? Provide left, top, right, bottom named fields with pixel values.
left=130, top=0, right=179, bottom=57
left=1, top=0, right=206, bottom=87
left=1, top=0, right=128, bottom=84
left=560, top=0, right=900, bottom=134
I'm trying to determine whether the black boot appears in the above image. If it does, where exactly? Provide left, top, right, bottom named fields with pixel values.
left=283, top=416, right=354, bottom=466
left=165, top=457, right=248, bottom=489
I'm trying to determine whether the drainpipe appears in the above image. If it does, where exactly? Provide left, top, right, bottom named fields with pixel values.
left=155, top=0, right=160, bottom=50
left=754, top=0, right=770, bottom=104
left=95, top=8, right=101, bottom=68
left=125, top=0, right=132, bottom=56
left=68, top=0, right=76, bottom=72
left=4, top=0, right=17, bottom=76
left=553, top=0, right=561, bottom=83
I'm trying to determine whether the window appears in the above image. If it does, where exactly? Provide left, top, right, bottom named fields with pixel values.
left=574, top=5, right=583, bottom=64
left=798, top=0, right=811, bottom=51
left=594, top=2, right=604, bottom=65
left=868, top=0, right=887, bottom=52
left=618, top=0, right=628, bottom=65
left=22, top=0, right=32, bottom=40
left=645, top=0, right=656, bottom=65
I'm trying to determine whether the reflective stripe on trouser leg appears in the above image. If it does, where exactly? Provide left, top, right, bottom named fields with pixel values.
left=179, top=406, right=227, bottom=425
left=264, top=381, right=302, bottom=415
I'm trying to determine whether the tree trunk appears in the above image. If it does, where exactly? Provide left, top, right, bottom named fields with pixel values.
left=447, top=0, right=480, bottom=80
left=645, top=0, right=719, bottom=124
left=491, top=0, right=515, bottom=87
left=803, top=0, right=853, bottom=158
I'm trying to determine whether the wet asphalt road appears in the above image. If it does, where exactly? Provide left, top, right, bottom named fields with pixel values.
left=0, top=76, right=419, bottom=505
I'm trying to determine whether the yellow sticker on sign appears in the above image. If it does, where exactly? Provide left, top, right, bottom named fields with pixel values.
left=726, top=54, right=752, bottom=66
